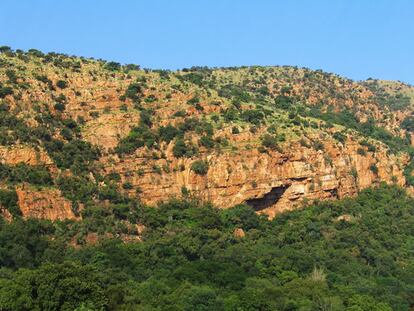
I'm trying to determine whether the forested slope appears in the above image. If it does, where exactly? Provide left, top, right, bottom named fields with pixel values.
left=0, top=184, right=414, bottom=310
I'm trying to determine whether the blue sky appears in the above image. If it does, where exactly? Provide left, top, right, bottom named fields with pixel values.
left=0, top=0, right=413, bottom=84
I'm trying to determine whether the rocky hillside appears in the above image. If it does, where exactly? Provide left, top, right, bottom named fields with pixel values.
left=1, top=46, right=414, bottom=221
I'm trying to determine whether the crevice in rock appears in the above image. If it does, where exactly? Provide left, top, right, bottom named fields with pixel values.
left=325, top=188, right=338, bottom=199
left=245, top=185, right=289, bottom=211
left=290, top=177, right=308, bottom=182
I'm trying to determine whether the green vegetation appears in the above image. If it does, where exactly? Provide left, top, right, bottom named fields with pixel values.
left=1, top=47, right=414, bottom=310
left=122, top=82, right=144, bottom=102
left=199, top=135, right=215, bottom=149
left=261, top=134, right=279, bottom=150
left=44, top=139, right=100, bottom=174
left=0, top=185, right=413, bottom=310
left=299, top=106, right=412, bottom=153
left=56, top=80, right=68, bottom=89
left=115, top=125, right=157, bottom=155
left=0, top=84, right=13, bottom=98
left=0, top=163, right=52, bottom=186
left=104, top=61, right=121, bottom=71
left=0, top=189, right=20, bottom=217
left=363, top=79, right=412, bottom=111
left=173, top=137, right=198, bottom=158
left=191, top=160, right=209, bottom=175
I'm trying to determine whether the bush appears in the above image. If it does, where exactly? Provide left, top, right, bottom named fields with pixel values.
left=187, top=96, right=200, bottom=105
left=0, top=163, right=53, bottom=186
left=159, top=125, right=179, bottom=143
left=274, top=95, right=293, bottom=109
left=231, top=126, right=240, bottom=134
left=0, top=85, right=13, bottom=98
left=0, top=189, right=20, bottom=217
left=56, top=80, right=68, bottom=89
left=172, top=137, right=198, bottom=158
left=124, top=83, right=143, bottom=102
left=401, top=116, right=414, bottom=132
left=261, top=134, right=278, bottom=150
left=122, top=182, right=133, bottom=190
left=357, top=148, right=367, bottom=156
left=313, top=140, right=324, bottom=151
left=139, top=110, right=153, bottom=127
left=191, top=160, right=209, bottom=175
left=199, top=135, right=215, bottom=149
left=332, top=132, right=346, bottom=143
left=0, top=46, right=11, bottom=53
left=5, top=70, right=18, bottom=84
left=241, top=109, right=264, bottom=125
left=54, top=102, right=66, bottom=112
left=104, top=61, right=121, bottom=71
left=370, top=164, right=379, bottom=175
left=115, top=126, right=157, bottom=155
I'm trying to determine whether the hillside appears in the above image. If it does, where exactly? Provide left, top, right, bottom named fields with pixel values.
left=1, top=183, right=414, bottom=310
left=1, top=47, right=414, bottom=310
left=1, top=46, right=414, bottom=223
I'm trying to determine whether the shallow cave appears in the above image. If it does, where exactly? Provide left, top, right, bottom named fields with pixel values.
left=245, top=185, right=289, bottom=212
left=325, top=188, right=339, bottom=199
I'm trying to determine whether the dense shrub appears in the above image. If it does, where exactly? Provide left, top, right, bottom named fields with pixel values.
left=56, top=80, right=68, bottom=89
left=0, top=85, right=13, bottom=98
left=178, top=72, right=205, bottom=86
left=173, top=138, right=198, bottom=158
left=0, top=189, right=20, bottom=216
left=261, top=134, right=278, bottom=150
left=199, top=135, right=215, bottom=149
left=158, top=125, right=179, bottom=143
left=104, top=61, right=121, bottom=71
left=45, top=139, right=100, bottom=173
left=123, top=82, right=143, bottom=102
left=191, top=160, right=209, bottom=175
left=241, top=109, right=264, bottom=125
left=115, top=126, right=157, bottom=155
left=53, top=102, right=65, bottom=111
left=0, top=185, right=411, bottom=309
left=57, top=175, right=97, bottom=205
left=0, top=163, right=52, bottom=186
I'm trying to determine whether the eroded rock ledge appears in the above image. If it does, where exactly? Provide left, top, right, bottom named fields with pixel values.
left=104, top=135, right=406, bottom=219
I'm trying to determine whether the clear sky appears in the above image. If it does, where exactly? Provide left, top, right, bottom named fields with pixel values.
left=0, top=0, right=413, bottom=84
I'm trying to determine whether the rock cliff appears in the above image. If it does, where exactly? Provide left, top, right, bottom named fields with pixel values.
left=0, top=49, right=413, bottom=221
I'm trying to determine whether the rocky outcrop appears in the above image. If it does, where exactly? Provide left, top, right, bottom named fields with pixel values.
left=0, top=146, right=52, bottom=166
left=82, top=112, right=141, bottom=151
left=0, top=207, right=13, bottom=222
left=0, top=52, right=412, bottom=222
left=16, top=185, right=78, bottom=221
left=104, top=135, right=406, bottom=219
left=233, top=228, right=245, bottom=238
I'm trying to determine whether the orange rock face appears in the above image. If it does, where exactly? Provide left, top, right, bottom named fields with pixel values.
left=16, top=185, right=78, bottom=221
left=0, top=146, right=52, bottom=166
left=1, top=53, right=413, bottom=223
left=82, top=112, right=141, bottom=151
left=104, top=135, right=406, bottom=219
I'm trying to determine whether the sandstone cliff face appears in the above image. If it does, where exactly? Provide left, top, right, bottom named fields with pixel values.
left=82, top=112, right=141, bottom=151
left=1, top=52, right=413, bottom=222
left=103, top=134, right=406, bottom=219
left=0, top=146, right=52, bottom=166
left=16, top=185, right=77, bottom=221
